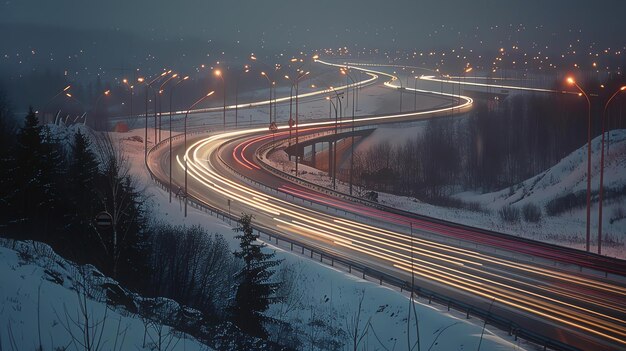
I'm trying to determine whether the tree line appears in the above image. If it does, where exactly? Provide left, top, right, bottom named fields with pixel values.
left=0, top=93, right=286, bottom=348
left=354, top=91, right=610, bottom=201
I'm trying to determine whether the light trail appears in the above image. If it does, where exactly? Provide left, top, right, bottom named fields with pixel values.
left=419, top=75, right=578, bottom=94
left=153, top=60, right=626, bottom=349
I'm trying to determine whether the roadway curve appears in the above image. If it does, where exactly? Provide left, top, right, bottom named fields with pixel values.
left=147, top=61, right=626, bottom=350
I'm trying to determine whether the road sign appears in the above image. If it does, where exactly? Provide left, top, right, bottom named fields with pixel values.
left=95, top=211, right=113, bottom=229
left=288, top=118, right=295, bottom=128
left=269, top=121, right=278, bottom=132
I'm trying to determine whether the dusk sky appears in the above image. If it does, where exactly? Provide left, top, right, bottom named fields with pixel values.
left=2, top=0, right=625, bottom=49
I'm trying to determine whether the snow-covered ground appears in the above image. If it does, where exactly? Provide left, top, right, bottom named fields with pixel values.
left=0, top=240, right=211, bottom=351
left=111, top=127, right=529, bottom=350
left=267, top=127, right=626, bottom=259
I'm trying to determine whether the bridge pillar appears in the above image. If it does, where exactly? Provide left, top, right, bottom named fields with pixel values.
left=311, top=143, right=316, bottom=165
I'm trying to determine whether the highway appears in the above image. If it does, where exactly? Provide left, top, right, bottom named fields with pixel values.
left=146, top=61, right=626, bottom=350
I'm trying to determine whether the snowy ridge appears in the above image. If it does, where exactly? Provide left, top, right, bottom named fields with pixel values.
left=463, top=129, right=626, bottom=210
left=0, top=239, right=212, bottom=351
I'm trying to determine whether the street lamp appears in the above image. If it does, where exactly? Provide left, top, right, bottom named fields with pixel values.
left=138, top=71, right=169, bottom=161
left=285, top=70, right=310, bottom=175
left=392, top=72, right=404, bottom=112
left=41, top=85, right=71, bottom=123
left=122, top=79, right=134, bottom=126
left=341, top=68, right=357, bottom=195
left=168, top=75, right=189, bottom=203
left=235, top=66, right=250, bottom=127
left=566, top=77, right=592, bottom=252
left=598, top=85, right=626, bottom=254
left=184, top=91, right=215, bottom=217
left=328, top=86, right=343, bottom=190
left=93, top=90, right=111, bottom=129
left=326, top=96, right=339, bottom=188
left=260, top=71, right=273, bottom=126
left=214, top=69, right=226, bottom=129
left=158, top=73, right=178, bottom=142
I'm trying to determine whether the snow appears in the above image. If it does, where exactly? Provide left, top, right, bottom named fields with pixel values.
left=5, top=84, right=534, bottom=349
left=267, top=127, right=626, bottom=259
left=0, top=240, right=211, bottom=351
left=106, top=127, right=530, bottom=350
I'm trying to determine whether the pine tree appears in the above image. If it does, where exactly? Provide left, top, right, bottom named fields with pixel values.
left=0, top=91, right=16, bottom=232
left=232, top=214, right=282, bottom=339
left=11, top=107, right=45, bottom=237
left=65, top=130, right=101, bottom=260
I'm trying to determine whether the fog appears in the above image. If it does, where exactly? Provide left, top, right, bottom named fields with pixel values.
left=1, top=0, right=625, bottom=111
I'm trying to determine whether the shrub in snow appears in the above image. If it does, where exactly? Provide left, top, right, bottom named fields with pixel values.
left=522, top=203, right=542, bottom=223
left=498, top=205, right=520, bottom=223
left=610, top=206, right=625, bottom=224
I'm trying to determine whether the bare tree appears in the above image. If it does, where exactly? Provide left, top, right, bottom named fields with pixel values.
left=91, top=132, right=143, bottom=280
left=344, top=289, right=372, bottom=351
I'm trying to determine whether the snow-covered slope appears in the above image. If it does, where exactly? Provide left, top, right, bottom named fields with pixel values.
left=268, top=129, right=626, bottom=258
left=462, top=129, right=626, bottom=210
left=0, top=240, right=211, bottom=351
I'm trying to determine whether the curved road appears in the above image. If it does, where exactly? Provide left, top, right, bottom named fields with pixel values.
left=147, top=61, right=626, bottom=350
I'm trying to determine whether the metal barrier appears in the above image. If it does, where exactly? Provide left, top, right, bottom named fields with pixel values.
left=145, top=132, right=584, bottom=351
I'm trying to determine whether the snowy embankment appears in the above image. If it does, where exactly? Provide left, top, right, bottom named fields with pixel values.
left=0, top=240, right=211, bottom=351
left=268, top=128, right=626, bottom=259
left=115, top=128, right=527, bottom=350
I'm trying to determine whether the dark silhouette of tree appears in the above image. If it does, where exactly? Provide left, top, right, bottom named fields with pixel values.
left=65, top=129, right=101, bottom=261
left=232, top=214, right=282, bottom=339
left=2, top=107, right=65, bottom=241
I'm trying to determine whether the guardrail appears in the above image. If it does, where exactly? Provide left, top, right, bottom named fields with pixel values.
left=254, top=135, right=626, bottom=280
left=146, top=131, right=586, bottom=351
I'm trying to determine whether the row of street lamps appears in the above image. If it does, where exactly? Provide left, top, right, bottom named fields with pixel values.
left=566, top=78, right=625, bottom=254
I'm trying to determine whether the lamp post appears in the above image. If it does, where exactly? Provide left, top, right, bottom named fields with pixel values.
left=184, top=91, right=215, bottom=217
left=41, top=85, right=71, bottom=124
left=168, top=75, right=189, bottom=203
left=326, top=96, right=339, bottom=187
left=284, top=70, right=310, bottom=176
left=328, top=86, right=343, bottom=190
left=566, top=77, right=592, bottom=252
left=260, top=71, right=273, bottom=125
left=93, top=90, right=111, bottom=129
left=598, top=85, right=626, bottom=254
left=214, top=69, right=226, bottom=129
left=158, top=73, right=178, bottom=141
left=154, top=70, right=172, bottom=143
left=294, top=71, right=311, bottom=177
left=341, top=68, right=357, bottom=196
left=66, top=90, right=110, bottom=128
left=235, top=66, right=250, bottom=127
left=393, top=71, right=404, bottom=112
left=138, top=71, right=169, bottom=162
left=122, top=79, right=134, bottom=125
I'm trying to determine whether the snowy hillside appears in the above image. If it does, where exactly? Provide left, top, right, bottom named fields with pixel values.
left=268, top=129, right=626, bottom=258
left=0, top=240, right=211, bottom=351
left=460, top=129, right=626, bottom=210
